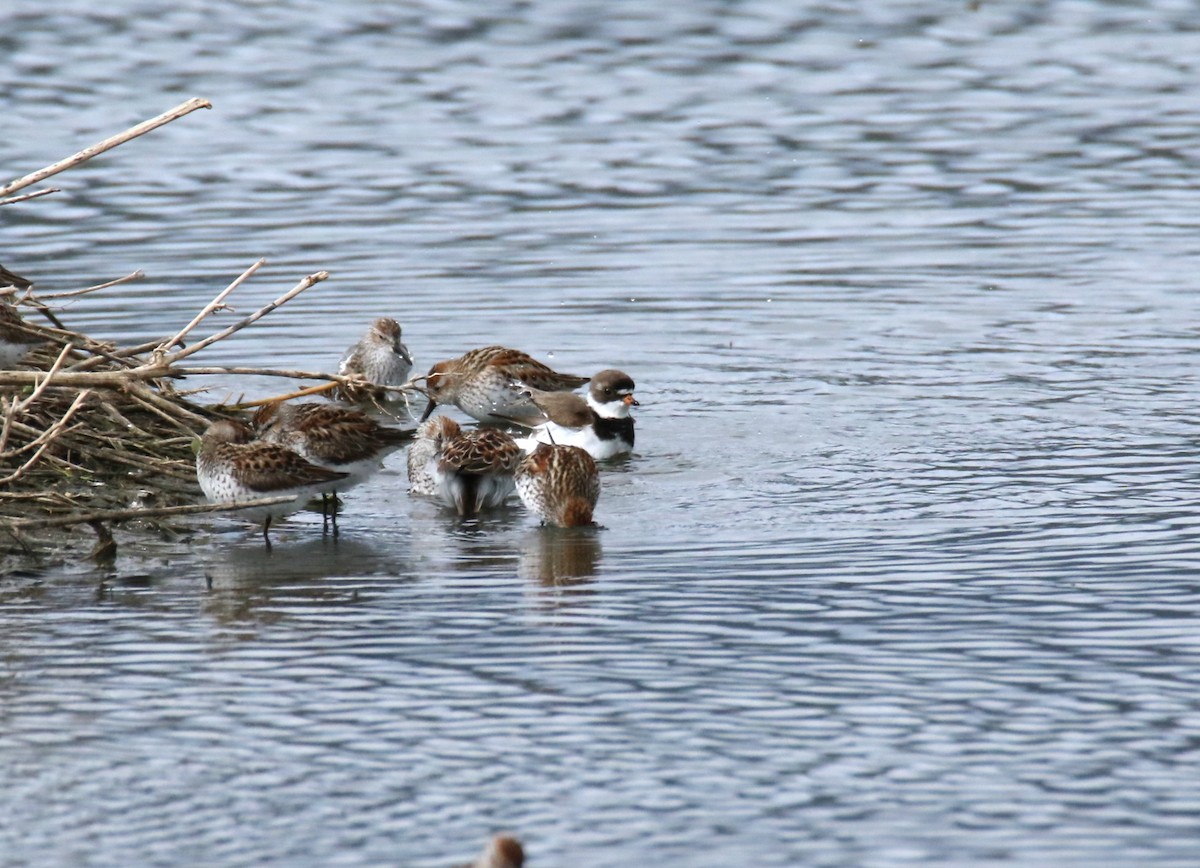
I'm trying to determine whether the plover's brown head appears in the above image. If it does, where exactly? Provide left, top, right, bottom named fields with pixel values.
left=588, top=369, right=638, bottom=417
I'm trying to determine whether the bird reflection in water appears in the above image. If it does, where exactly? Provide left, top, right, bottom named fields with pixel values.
left=518, top=526, right=602, bottom=593
left=200, top=536, right=386, bottom=629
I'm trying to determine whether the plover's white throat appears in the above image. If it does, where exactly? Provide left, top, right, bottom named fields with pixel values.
left=510, top=369, right=637, bottom=460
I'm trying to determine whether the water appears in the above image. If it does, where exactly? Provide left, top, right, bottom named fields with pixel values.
left=4, top=1, right=1200, bottom=864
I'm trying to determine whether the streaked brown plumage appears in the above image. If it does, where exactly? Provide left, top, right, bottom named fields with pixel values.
left=253, top=401, right=414, bottom=476
left=253, top=401, right=414, bottom=533
left=455, top=835, right=525, bottom=868
left=434, top=427, right=523, bottom=516
left=420, top=345, right=588, bottom=424
left=333, top=317, right=413, bottom=404
left=407, top=416, right=463, bottom=495
left=195, top=419, right=348, bottom=546
left=514, top=442, right=600, bottom=527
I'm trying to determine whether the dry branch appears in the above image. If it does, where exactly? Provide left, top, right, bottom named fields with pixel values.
left=34, top=270, right=146, bottom=301
left=155, top=271, right=329, bottom=369
left=0, top=103, right=422, bottom=563
left=0, top=187, right=61, bottom=206
left=0, top=391, right=91, bottom=485
left=10, top=495, right=298, bottom=531
left=154, top=258, right=265, bottom=355
left=0, top=261, right=339, bottom=559
left=0, top=98, right=212, bottom=198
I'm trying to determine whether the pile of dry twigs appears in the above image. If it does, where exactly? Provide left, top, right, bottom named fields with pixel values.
left=0, top=99, right=413, bottom=563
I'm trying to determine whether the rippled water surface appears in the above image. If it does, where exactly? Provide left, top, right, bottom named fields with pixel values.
left=5, top=2, right=1200, bottom=865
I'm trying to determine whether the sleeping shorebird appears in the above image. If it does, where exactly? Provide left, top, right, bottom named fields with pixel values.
left=195, top=419, right=348, bottom=548
left=253, top=401, right=414, bottom=534
left=407, top=416, right=521, bottom=515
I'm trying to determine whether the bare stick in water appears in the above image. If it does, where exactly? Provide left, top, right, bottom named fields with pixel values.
left=0, top=187, right=61, bottom=206
left=34, top=270, right=146, bottom=301
left=0, top=97, right=213, bottom=198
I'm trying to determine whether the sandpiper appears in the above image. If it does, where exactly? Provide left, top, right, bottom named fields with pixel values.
left=432, top=426, right=522, bottom=516
left=334, top=317, right=413, bottom=404
left=407, top=416, right=521, bottom=514
left=455, top=835, right=525, bottom=868
left=420, top=345, right=588, bottom=425
left=253, top=401, right=414, bottom=532
left=0, top=303, right=43, bottom=369
left=195, top=419, right=348, bottom=547
left=510, top=369, right=637, bottom=459
left=406, top=416, right=462, bottom=496
left=514, top=442, right=600, bottom=527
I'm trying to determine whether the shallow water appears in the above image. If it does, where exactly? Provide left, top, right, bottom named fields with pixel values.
left=5, top=1, right=1200, bottom=865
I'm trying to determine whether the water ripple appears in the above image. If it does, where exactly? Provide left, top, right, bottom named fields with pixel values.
left=5, top=1, right=1200, bottom=865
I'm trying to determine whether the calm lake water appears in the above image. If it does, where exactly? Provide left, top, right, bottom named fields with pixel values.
left=5, top=1, right=1200, bottom=865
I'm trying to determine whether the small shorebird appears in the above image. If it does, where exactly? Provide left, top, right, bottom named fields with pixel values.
left=420, top=345, right=588, bottom=425
left=195, top=419, right=348, bottom=548
left=334, top=317, right=413, bottom=404
left=407, top=416, right=462, bottom=496
left=1, top=263, right=41, bottom=367
left=455, top=835, right=525, bottom=868
left=253, top=401, right=414, bottom=533
left=434, top=427, right=522, bottom=516
left=0, top=303, right=43, bottom=369
left=514, top=442, right=600, bottom=527
left=407, top=416, right=521, bottom=515
left=509, top=369, right=638, bottom=459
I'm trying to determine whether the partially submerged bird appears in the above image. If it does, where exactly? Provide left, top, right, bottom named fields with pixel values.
left=514, top=442, right=601, bottom=527
left=253, top=401, right=415, bottom=532
left=195, top=419, right=348, bottom=547
left=334, top=317, right=413, bottom=404
left=509, top=369, right=638, bottom=459
left=455, top=834, right=525, bottom=868
left=421, top=345, right=588, bottom=425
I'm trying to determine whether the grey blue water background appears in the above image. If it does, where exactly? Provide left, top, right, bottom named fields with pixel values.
left=4, top=2, right=1200, bottom=864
